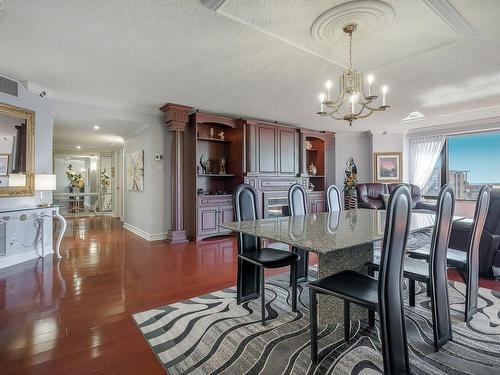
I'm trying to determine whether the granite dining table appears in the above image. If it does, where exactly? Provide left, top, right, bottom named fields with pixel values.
left=220, top=208, right=447, bottom=326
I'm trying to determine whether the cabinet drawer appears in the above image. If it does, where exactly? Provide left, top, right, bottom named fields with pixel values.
left=198, top=195, right=233, bottom=207
left=259, top=178, right=297, bottom=190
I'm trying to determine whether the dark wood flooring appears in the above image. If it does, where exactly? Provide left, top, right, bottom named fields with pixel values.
left=0, top=217, right=498, bottom=374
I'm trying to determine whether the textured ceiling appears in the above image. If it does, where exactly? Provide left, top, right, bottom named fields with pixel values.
left=0, top=0, right=500, bottom=139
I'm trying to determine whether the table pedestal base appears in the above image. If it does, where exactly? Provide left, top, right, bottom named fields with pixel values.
left=317, top=242, right=374, bottom=326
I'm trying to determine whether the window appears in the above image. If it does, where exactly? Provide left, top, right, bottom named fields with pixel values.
left=448, top=131, right=500, bottom=200
left=421, top=157, right=442, bottom=197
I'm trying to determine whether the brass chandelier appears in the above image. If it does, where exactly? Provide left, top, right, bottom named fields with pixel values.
left=316, top=24, right=389, bottom=126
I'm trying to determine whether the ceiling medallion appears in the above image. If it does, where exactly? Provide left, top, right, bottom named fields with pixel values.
left=310, top=0, right=394, bottom=45
left=316, top=23, right=390, bottom=126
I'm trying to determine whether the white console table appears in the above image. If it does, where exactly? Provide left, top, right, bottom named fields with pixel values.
left=0, top=206, right=67, bottom=265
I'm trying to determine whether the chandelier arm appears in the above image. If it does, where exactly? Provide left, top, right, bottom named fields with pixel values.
left=356, top=109, right=376, bottom=119
left=363, top=104, right=387, bottom=112
left=328, top=113, right=344, bottom=121
left=326, top=92, right=346, bottom=111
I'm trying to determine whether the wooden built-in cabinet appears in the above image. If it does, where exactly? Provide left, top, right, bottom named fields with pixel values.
left=245, top=120, right=299, bottom=176
left=179, top=108, right=334, bottom=241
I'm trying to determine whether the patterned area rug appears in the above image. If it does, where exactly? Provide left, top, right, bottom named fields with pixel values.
left=133, top=266, right=500, bottom=375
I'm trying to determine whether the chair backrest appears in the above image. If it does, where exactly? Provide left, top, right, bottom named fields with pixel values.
left=466, top=185, right=491, bottom=317
left=428, top=185, right=455, bottom=348
left=288, top=184, right=308, bottom=216
left=234, top=184, right=260, bottom=255
left=326, top=184, right=342, bottom=212
left=378, top=184, right=412, bottom=375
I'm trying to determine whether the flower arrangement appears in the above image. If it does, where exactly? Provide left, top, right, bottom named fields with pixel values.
left=100, top=169, right=111, bottom=190
left=343, top=157, right=358, bottom=196
left=66, top=164, right=85, bottom=189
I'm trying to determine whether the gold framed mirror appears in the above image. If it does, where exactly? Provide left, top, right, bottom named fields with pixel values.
left=0, top=102, right=35, bottom=197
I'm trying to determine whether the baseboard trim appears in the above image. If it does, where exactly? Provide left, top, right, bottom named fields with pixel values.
left=123, top=222, right=167, bottom=241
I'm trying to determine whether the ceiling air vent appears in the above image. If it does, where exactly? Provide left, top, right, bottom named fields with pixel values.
left=401, top=111, right=424, bottom=122
left=0, top=76, right=19, bottom=97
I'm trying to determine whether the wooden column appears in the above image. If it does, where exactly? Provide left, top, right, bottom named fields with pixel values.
left=160, top=103, right=193, bottom=244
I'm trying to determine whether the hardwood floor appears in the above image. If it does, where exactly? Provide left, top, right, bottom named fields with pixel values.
left=0, top=216, right=498, bottom=374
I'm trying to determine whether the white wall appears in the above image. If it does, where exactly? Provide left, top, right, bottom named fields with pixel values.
left=122, top=117, right=171, bottom=241
left=334, top=132, right=372, bottom=186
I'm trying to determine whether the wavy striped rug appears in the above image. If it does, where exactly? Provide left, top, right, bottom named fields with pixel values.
left=133, top=270, right=500, bottom=375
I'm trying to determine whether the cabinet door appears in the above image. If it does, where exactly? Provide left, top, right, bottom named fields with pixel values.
left=198, top=206, right=219, bottom=235
left=256, top=124, right=277, bottom=174
left=278, top=127, right=298, bottom=176
left=218, top=205, right=234, bottom=233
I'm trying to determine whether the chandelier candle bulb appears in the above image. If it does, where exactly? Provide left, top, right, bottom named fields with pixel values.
left=382, top=85, right=388, bottom=106
left=319, top=93, right=326, bottom=113
left=326, top=80, right=332, bottom=101
left=367, top=74, right=374, bottom=97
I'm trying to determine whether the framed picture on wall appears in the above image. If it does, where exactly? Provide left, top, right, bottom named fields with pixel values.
left=127, top=150, right=144, bottom=191
left=0, top=154, right=9, bottom=176
left=373, top=152, right=402, bottom=183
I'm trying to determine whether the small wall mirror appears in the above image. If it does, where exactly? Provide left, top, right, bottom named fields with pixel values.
left=0, top=102, right=35, bottom=197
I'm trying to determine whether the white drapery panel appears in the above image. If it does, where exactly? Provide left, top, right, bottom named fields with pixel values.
left=409, top=136, right=445, bottom=189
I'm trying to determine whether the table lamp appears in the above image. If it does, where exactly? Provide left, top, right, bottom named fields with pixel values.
left=8, top=174, right=26, bottom=187
left=35, top=174, right=56, bottom=207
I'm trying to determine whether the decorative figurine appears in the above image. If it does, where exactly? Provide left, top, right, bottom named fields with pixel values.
left=308, top=182, right=315, bottom=191
left=209, top=128, right=214, bottom=139
left=305, top=140, right=313, bottom=150
left=307, top=162, right=318, bottom=175
left=218, top=131, right=225, bottom=140
left=199, top=154, right=210, bottom=174
left=219, top=156, right=226, bottom=174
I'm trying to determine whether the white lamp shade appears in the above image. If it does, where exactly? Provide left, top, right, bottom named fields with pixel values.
left=8, top=174, right=26, bottom=187
left=35, top=174, right=57, bottom=191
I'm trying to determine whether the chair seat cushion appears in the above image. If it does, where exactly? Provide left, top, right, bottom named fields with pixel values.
left=367, top=257, right=430, bottom=282
left=239, top=248, right=299, bottom=268
left=447, top=248, right=467, bottom=266
left=308, top=270, right=378, bottom=308
left=407, top=245, right=467, bottom=268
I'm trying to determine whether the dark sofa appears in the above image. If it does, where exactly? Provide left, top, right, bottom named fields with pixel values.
left=355, top=182, right=437, bottom=212
left=449, top=189, right=500, bottom=278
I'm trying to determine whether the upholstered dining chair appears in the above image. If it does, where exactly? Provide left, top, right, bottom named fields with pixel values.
left=326, top=184, right=342, bottom=212
left=288, top=184, right=310, bottom=284
left=408, top=185, right=491, bottom=322
left=367, top=184, right=455, bottom=351
left=234, top=184, right=299, bottom=325
left=309, top=185, right=412, bottom=374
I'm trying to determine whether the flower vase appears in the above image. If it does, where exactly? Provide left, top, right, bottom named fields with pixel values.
left=344, top=193, right=357, bottom=210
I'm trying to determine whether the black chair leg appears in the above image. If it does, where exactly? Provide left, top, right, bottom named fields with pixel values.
left=344, top=300, right=350, bottom=342
left=368, top=309, right=375, bottom=327
left=260, top=267, right=266, bottom=326
left=291, top=263, right=298, bottom=312
left=409, top=279, right=416, bottom=307
left=310, top=289, right=318, bottom=365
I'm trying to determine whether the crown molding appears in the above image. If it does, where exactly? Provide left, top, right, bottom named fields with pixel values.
left=422, top=0, right=475, bottom=37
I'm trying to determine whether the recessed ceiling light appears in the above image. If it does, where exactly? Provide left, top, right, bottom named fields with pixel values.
left=76, top=145, right=81, bottom=149
left=93, top=125, right=101, bottom=130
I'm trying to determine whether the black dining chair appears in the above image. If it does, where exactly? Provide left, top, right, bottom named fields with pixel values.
left=234, top=184, right=299, bottom=325
left=288, top=184, right=310, bottom=284
left=367, top=184, right=455, bottom=351
left=309, top=185, right=412, bottom=374
left=408, top=185, right=491, bottom=322
left=326, top=184, right=342, bottom=212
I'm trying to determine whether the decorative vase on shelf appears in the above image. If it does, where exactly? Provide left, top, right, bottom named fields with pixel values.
left=307, top=162, right=318, bottom=176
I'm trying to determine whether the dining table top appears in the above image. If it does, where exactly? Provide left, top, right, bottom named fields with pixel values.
left=220, top=208, right=463, bottom=255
